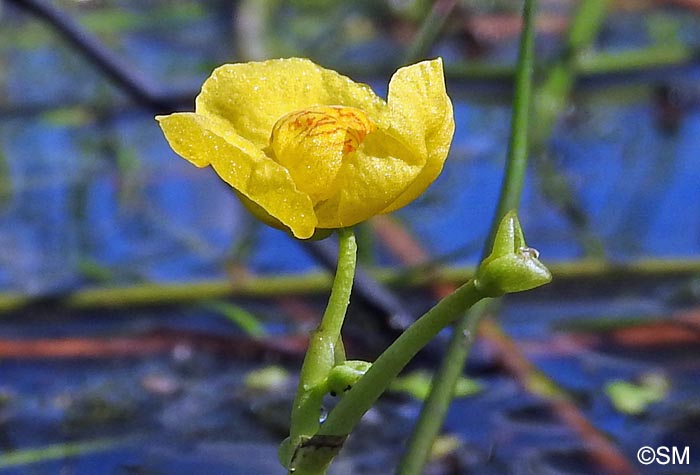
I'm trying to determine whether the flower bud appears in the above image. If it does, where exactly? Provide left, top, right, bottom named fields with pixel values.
left=475, top=211, right=551, bottom=297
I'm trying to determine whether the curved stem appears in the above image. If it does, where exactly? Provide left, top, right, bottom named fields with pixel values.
left=286, top=279, right=487, bottom=475
left=289, top=228, right=357, bottom=444
left=319, top=280, right=485, bottom=437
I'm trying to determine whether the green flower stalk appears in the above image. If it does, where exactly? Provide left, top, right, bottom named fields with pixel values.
left=286, top=211, right=550, bottom=475
left=280, top=227, right=358, bottom=470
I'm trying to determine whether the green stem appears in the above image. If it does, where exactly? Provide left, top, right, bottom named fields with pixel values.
left=443, top=43, right=697, bottom=83
left=397, top=298, right=487, bottom=475
left=533, top=0, right=610, bottom=146
left=288, top=228, right=357, bottom=446
left=486, top=0, right=536, bottom=246
left=398, top=1, right=538, bottom=473
left=285, top=275, right=488, bottom=475
left=0, top=148, right=13, bottom=206
left=320, top=279, right=485, bottom=437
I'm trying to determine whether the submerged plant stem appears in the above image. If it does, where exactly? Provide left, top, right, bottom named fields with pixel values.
left=531, top=0, right=610, bottom=257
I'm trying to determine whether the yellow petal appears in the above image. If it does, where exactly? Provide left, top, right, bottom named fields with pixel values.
left=380, top=58, right=455, bottom=213
left=314, top=129, right=422, bottom=228
left=195, top=58, right=387, bottom=150
left=156, top=112, right=318, bottom=239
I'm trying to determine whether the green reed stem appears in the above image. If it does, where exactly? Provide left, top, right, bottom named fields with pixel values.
left=397, top=1, right=538, bottom=473
left=574, top=44, right=694, bottom=75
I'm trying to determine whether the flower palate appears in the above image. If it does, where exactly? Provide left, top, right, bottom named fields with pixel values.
left=156, top=58, right=454, bottom=239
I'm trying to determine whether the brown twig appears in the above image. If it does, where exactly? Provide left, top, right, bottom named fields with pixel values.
left=0, top=329, right=308, bottom=360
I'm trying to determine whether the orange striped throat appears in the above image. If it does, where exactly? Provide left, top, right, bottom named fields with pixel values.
left=268, top=105, right=376, bottom=201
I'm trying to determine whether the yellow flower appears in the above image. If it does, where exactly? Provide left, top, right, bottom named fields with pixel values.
left=156, top=58, right=454, bottom=239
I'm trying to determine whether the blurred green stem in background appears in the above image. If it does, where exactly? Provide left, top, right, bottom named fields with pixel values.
left=401, top=0, right=457, bottom=66
left=0, top=257, right=697, bottom=315
left=397, top=0, right=538, bottom=473
left=533, top=0, right=609, bottom=145
left=201, top=300, right=266, bottom=337
left=443, top=42, right=696, bottom=82
left=0, top=438, right=131, bottom=469
left=0, top=149, right=11, bottom=207
left=531, top=0, right=611, bottom=257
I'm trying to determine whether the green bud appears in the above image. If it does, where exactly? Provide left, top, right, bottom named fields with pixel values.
left=475, top=210, right=552, bottom=297
left=326, top=360, right=372, bottom=397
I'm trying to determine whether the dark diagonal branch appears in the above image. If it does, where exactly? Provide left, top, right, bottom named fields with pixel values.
left=7, top=0, right=196, bottom=113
